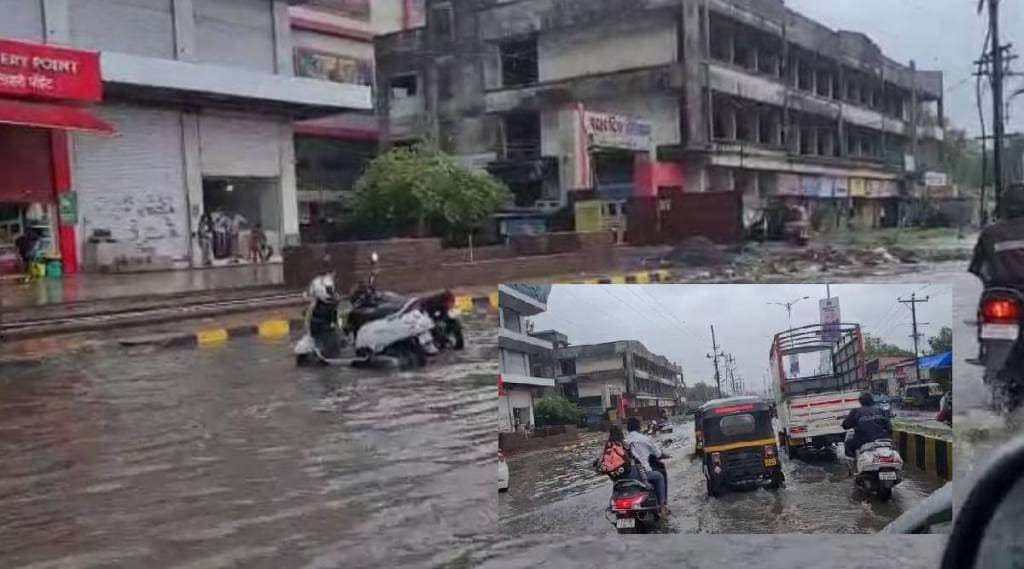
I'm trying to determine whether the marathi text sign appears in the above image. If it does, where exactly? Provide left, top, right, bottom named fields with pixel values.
left=0, top=39, right=101, bottom=102
left=583, top=111, right=653, bottom=151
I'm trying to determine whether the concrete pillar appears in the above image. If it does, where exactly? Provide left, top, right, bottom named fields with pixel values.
left=749, top=110, right=760, bottom=143
left=171, top=0, right=197, bottom=61
left=821, top=129, right=835, bottom=156
left=752, top=46, right=760, bottom=73
left=727, top=31, right=736, bottom=65
left=181, top=112, right=202, bottom=265
left=807, top=127, right=818, bottom=155
left=792, top=58, right=800, bottom=88
left=279, top=121, right=300, bottom=247
left=810, top=62, right=818, bottom=94
left=838, top=118, right=848, bottom=156
left=42, top=0, right=70, bottom=42
left=272, top=0, right=294, bottom=76
left=681, top=0, right=708, bottom=146
left=772, top=111, right=783, bottom=146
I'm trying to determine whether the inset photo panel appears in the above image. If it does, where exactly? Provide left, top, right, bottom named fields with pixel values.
left=497, top=283, right=952, bottom=535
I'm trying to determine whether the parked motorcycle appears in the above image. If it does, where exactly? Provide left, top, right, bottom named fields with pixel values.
left=604, top=455, right=668, bottom=534
left=344, top=252, right=438, bottom=368
left=346, top=252, right=464, bottom=353
left=294, top=271, right=347, bottom=366
left=973, top=286, right=1024, bottom=409
left=846, top=432, right=903, bottom=501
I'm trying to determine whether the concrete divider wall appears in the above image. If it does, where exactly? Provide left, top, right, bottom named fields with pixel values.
left=283, top=232, right=617, bottom=293
left=893, top=429, right=952, bottom=481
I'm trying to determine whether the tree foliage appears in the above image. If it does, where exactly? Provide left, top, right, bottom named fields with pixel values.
left=928, top=326, right=953, bottom=355
left=353, top=144, right=512, bottom=238
left=683, top=382, right=721, bottom=405
left=863, top=335, right=914, bottom=360
left=534, top=397, right=583, bottom=427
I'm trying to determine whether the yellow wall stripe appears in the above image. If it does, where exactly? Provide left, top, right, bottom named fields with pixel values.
left=197, top=329, right=228, bottom=346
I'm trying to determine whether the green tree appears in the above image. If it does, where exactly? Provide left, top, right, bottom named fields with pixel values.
left=863, top=335, right=914, bottom=360
left=927, top=326, right=953, bottom=355
left=534, top=397, right=583, bottom=427
left=683, top=382, right=720, bottom=405
left=353, top=144, right=512, bottom=239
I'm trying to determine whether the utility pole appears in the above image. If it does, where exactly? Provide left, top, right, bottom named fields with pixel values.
left=708, top=325, right=724, bottom=399
left=899, top=293, right=930, bottom=383
left=726, top=354, right=737, bottom=395
left=990, top=0, right=1006, bottom=215
left=770, top=296, right=812, bottom=332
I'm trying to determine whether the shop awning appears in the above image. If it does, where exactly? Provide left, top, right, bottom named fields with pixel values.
left=918, top=351, right=952, bottom=369
left=0, top=100, right=114, bottom=134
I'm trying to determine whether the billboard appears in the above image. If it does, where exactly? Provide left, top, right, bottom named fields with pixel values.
left=820, top=297, right=841, bottom=342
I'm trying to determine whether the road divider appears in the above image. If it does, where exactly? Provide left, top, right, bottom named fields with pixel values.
left=893, top=428, right=952, bottom=481
left=558, top=269, right=673, bottom=285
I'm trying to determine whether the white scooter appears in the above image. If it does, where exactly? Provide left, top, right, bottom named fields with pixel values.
left=294, top=271, right=346, bottom=366
left=347, top=252, right=438, bottom=368
left=846, top=431, right=904, bottom=501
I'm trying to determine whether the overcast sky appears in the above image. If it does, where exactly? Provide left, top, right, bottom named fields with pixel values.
left=785, top=0, right=1024, bottom=136
left=529, top=283, right=952, bottom=397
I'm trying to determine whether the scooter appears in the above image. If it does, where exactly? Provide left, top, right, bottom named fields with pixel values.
left=604, top=455, right=669, bottom=534
left=340, top=252, right=437, bottom=368
left=972, top=286, right=1024, bottom=410
left=846, top=432, right=903, bottom=501
left=294, top=271, right=347, bottom=366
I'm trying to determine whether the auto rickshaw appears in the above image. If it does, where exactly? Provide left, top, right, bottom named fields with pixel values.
left=700, top=396, right=784, bottom=497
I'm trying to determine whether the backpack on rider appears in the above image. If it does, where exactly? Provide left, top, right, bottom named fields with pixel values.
left=596, top=439, right=632, bottom=481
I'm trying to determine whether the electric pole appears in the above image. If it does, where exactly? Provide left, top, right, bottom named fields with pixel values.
left=708, top=325, right=724, bottom=399
left=990, top=0, right=1006, bottom=215
left=899, top=293, right=930, bottom=383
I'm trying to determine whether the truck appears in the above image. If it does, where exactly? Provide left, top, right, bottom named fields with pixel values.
left=770, top=322, right=867, bottom=459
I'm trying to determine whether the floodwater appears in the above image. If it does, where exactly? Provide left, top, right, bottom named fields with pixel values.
left=0, top=317, right=499, bottom=569
left=499, top=419, right=944, bottom=535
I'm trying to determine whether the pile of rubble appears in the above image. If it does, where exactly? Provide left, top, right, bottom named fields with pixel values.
left=666, top=236, right=733, bottom=266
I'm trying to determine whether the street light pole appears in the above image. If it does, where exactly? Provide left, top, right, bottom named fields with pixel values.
left=769, top=296, right=812, bottom=332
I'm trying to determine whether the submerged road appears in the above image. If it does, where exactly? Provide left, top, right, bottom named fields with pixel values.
left=0, top=262, right=996, bottom=569
left=499, top=418, right=944, bottom=535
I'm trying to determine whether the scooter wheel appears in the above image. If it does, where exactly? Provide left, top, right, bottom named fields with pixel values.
left=296, top=354, right=312, bottom=367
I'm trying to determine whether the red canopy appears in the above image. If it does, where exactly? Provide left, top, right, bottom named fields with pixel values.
left=0, top=99, right=113, bottom=134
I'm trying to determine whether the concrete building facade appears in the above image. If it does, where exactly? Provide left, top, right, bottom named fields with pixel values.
left=375, top=0, right=946, bottom=240
left=498, top=284, right=556, bottom=432
left=0, top=0, right=370, bottom=273
left=555, top=340, right=683, bottom=424
left=288, top=0, right=425, bottom=240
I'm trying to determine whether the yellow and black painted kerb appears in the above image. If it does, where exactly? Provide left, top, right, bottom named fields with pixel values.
left=559, top=270, right=674, bottom=285
left=893, top=429, right=952, bottom=481
left=190, top=318, right=303, bottom=348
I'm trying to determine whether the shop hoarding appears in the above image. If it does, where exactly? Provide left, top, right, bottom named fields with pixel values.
left=294, top=48, right=372, bottom=86
left=583, top=111, right=653, bottom=152
left=0, top=39, right=101, bottom=102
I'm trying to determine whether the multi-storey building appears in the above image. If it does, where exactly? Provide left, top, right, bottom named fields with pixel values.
left=0, top=0, right=370, bottom=274
left=498, top=284, right=556, bottom=432
left=555, top=340, right=683, bottom=424
left=375, top=0, right=946, bottom=240
left=288, top=0, right=424, bottom=239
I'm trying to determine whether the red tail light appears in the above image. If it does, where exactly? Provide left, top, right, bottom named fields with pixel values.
left=875, top=455, right=896, bottom=464
left=789, top=426, right=807, bottom=434
left=612, top=494, right=646, bottom=510
left=764, top=445, right=776, bottom=457
left=983, top=298, right=1021, bottom=323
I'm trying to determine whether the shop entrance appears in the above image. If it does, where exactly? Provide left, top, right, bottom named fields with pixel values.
left=200, top=177, right=281, bottom=265
left=0, top=125, right=58, bottom=276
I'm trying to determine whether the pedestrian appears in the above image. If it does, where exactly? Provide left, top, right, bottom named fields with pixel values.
left=197, top=213, right=213, bottom=266
left=249, top=223, right=267, bottom=263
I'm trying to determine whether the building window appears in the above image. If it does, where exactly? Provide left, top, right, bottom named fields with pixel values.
left=390, top=74, right=418, bottom=98
left=431, top=4, right=455, bottom=42
left=500, top=37, right=538, bottom=87
left=503, top=111, right=541, bottom=160
left=559, top=358, right=576, bottom=376
left=502, top=308, right=522, bottom=333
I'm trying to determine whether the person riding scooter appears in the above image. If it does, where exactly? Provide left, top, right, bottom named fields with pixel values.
left=302, top=255, right=344, bottom=360
left=624, top=417, right=669, bottom=515
left=842, top=393, right=893, bottom=459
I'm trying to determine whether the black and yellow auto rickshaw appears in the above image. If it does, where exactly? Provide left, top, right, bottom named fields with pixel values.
left=700, top=396, right=784, bottom=497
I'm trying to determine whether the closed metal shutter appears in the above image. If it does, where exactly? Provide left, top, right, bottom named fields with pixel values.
left=0, top=0, right=42, bottom=42
left=199, top=113, right=281, bottom=177
left=195, top=0, right=275, bottom=73
left=73, top=105, right=190, bottom=262
left=69, top=0, right=175, bottom=59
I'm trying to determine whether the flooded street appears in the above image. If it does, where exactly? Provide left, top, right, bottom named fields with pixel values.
left=499, top=420, right=944, bottom=535
left=0, top=317, right=499, bottom=569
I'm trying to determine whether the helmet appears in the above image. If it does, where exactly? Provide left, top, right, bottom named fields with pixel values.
left=1002, top=188, right=1024, bottom=218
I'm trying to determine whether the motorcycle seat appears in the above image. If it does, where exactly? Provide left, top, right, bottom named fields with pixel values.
left=350, top=302, right=405, bottom=321
left=858, top=440, right=893, bottom=453
left=612, top=479, right=648, bottom=491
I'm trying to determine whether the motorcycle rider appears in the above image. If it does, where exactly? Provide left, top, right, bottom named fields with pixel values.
left=969, top=187, right=1024, bottom=407
left=969, top=187, right=1024, bottom=285
left=841, top=393, right=893, bottom=459
left=624, top=417, right=669, bottom=515
left=306, top=254, right=343, bottom=357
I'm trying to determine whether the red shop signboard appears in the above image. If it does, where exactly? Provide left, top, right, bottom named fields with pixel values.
left=0, top=39, right=101, bottom=103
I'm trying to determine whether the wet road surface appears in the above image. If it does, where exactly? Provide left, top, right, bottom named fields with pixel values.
left=0, top=263, right=985, bottom=569
left=499, top=420, right=944, bottom=535
left=0, top=316, right=498, bottom=569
